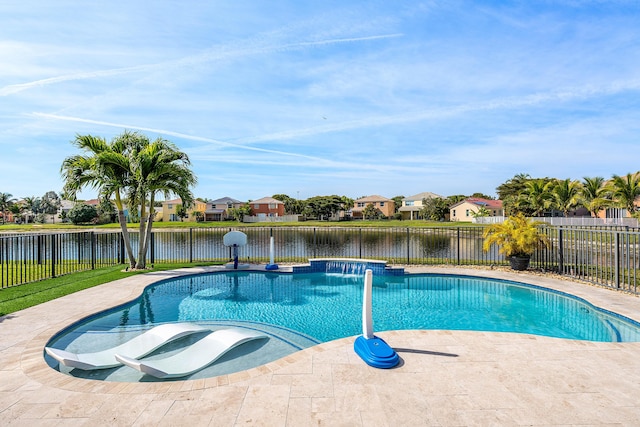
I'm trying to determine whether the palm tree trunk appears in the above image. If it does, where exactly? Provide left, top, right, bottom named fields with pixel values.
left=117, top=210, right=137, bottom=268
left=136, top=199, right=149, bottom=269
left=136, top=218, right=151, bottom=269
left=114, top=193, right=136, bottom=269
left=138, top=194, right=157, bottom=269
left=136, top=220, right=147, bottom=269
left=141, top=211, right=154, bottom=267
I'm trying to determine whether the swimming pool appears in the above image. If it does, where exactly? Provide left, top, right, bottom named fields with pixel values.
left=44, top=271, right=640, bottom=381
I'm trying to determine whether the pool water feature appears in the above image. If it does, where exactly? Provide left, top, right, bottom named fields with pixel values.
left=293, top=258, right=404, bottom=276
left=44, top=270, right=640, bottom=382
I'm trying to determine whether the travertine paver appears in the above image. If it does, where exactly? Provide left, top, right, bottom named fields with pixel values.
left=1, top=265, right=640, bottom=426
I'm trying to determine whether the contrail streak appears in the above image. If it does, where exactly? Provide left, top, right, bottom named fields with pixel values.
left=31, top=112, right=333, bottom=163
left=1, top=33, right=402, bottom=96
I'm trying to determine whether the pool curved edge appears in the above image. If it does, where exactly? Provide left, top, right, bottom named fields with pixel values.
left=19, top=264, right=640, bottom=393
left=413, top=266, right=640, bottom=325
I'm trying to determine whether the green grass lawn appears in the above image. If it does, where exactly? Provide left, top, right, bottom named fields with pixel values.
left=0, top=262, right=222, bottom=316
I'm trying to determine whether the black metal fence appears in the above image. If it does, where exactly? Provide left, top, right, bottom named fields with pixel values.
left=1, top=226, right=639, bottom=294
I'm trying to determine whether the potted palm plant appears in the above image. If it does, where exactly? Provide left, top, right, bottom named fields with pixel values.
left=482, top=213, right=550, bottom=270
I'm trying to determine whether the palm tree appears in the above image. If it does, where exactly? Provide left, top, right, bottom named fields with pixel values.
left=580, top=176, right=610, bottom=218
left=496, top=173, right=532, bottom=215
left=61, top=133, right=137, bottom=268
left=517, top=179, right=553, bottom=216
left=0, top=192, right=16, bottom=224
left=21, top=196, right=38, bottom=223
left=130, top=136, right=196, bottom=269
left=470, top=206, right=491, bottom=218
left=340, top=196, right=355, bottom=211
left=8, top=202, right=24, bottom=223
left=549, top=178, right=581, bottom=216
left=609, top=173, right=640, bottom=217
left=61, top=131, right=195, bottom=269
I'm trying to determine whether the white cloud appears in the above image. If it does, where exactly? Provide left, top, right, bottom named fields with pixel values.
left=2, top=1, right=640, bottom=200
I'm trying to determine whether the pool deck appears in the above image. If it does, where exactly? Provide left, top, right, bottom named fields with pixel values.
left=2, top=265, right=640, bottom=426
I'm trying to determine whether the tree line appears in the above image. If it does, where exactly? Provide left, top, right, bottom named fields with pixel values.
left=496, top=173, right=640, bottom=218
left=0, top=191, right=64, bottom=224
left=3, top=130, right=639, bottom=273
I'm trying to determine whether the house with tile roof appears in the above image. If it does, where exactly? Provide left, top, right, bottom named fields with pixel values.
left=350, top=195, right=396, bottom=219
left=449, top=197, right=503, bottom=222
left=204, top=196, right=245, bottom=221
left=161, top=198, right=206, bottom=222
left=249, top=196, right=285, bottom=219
left=398, top=191, right=442, bottom=220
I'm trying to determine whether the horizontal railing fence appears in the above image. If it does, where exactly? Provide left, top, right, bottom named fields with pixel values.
left=475, top=216, right=640, bottom=228
left=0, top=231, right=123, bottom=289
left=1, top=226, right=639, bottom=294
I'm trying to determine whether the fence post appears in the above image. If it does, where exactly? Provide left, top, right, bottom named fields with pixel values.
left=51, top=234, right=56, bottom=278
left=37, top=234, right=42, bottom=265
left=77, top=233, right=82, bottom=266
left=0, top=238, right=4, bottom=288
left=456, top=228, right=461, bottom=265
left=558, top=229, right=564, bottom=273
left=189, top=228, right=193, bottom=263
left=406, top=228, right=410, bottom=265
left=313, top=228, right=317, bottom=258
left=614, top=232, right=620, bottom=289
left=359, top=228, right=362, bottom=259
left=150, top=232, right=155, bottom=264
left=91, top=231, right=96, bottom=270
left=119, top=234, right=125, bottom=264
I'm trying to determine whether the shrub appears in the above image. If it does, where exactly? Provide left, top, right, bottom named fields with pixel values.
left=482, top=213, right=550, bottom=258
left=67, top=203, right=98, bottom=225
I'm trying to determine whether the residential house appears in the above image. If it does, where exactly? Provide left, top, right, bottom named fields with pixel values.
left=204, top=197, right=245, bottom=221
left=398, top=192, right=442, bottom=220
left=58, top=200, right=75, bottom=222
left=249, top=197, right=285, bottom=219
left=449, top=197, right=503, bottom=222
left=351, top=195, right=396, bottom=219
left=161, top=198, right=206, bottom=222
left=596, top=195, right=640, bottom=220
left=0, top=211, right=15, bottom=223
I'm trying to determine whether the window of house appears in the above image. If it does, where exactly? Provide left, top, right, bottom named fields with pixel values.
left=357, top=202, right=365, bottom=207
left=406, top=201, right=414, bottom=206
left=168, top=204, right=173, bottom=209
left=254, top=204, right=259, bottom=209
left=466, top=209, right=471, bottom=217
left=452, top=210, right=456, bottom=217
left=269, top=203, right=276, bottom=209
left=380, top=202, right=385, bottom=207
left=227, top=202, right=233, bottom=209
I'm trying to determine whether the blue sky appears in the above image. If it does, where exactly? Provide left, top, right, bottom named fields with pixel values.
left=1, top=1, right=639, bottom=202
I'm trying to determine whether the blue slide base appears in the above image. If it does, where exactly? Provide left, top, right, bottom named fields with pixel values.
left=354, top=335, right=399, bottom=369
left=265, top=264, right=279, bottom=270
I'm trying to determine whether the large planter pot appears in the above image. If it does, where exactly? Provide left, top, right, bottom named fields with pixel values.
left=508, top=255, right=531, bottom=271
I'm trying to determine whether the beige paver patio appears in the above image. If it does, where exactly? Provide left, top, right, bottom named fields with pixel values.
left=1, top=265, right=640, bottom=426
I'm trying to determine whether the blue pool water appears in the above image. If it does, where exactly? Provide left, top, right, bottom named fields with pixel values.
left=45, top=271, right=640, bottom=381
